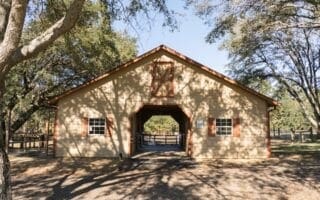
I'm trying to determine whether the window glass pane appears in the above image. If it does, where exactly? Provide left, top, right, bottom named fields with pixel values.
left=222, top=120, right=226, bottom=126
left=216, top=118, right=232, bottom=135
left=89, top=118, right=105, bottom=134
left=95, top=120, right=100, bottom=126
left=226, top=119, right=232, bottom=126
left=216, top=119, right=221, bottom=126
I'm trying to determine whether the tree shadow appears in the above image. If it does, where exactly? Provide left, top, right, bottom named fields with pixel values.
left=11, top=153, right=320, bottom=199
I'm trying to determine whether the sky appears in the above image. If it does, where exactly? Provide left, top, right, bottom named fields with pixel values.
left=113, top=1, right=230, bottom=74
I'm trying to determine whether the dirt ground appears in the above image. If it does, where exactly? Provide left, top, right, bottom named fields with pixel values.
left=10, top=151, right=320, bottom=200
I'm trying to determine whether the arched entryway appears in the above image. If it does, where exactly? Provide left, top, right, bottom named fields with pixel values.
left=130, top=105, right=191, bottom=156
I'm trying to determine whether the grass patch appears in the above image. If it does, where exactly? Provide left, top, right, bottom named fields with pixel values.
left=272, top=141, right=320, bottom=153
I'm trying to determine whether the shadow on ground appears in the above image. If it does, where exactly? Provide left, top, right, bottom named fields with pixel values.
left=10, top=151, right=320, bottom=200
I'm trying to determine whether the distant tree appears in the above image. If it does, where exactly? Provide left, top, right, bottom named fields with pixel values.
left=271, top=90, right=310, bottom=130
left=144, top=116, right=179, bottom=135
left=190, top=0, right=320, bottom=136
left=229, top=73, right=310, bottom=130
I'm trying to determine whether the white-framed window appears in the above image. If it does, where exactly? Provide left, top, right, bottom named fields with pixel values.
left=216, top=118, right=232, bottom=135
left=89, top=118, right=105, bottom=135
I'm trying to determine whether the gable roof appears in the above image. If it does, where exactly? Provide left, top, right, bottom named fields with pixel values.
left=49, top=45, right=278, bottom=106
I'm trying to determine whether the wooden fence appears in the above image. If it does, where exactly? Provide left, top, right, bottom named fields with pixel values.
left=9, top=132, right=53, bottom=155
left=137, top=134, right=185, bottom=147
left=271, top=127, right=315, bottom=142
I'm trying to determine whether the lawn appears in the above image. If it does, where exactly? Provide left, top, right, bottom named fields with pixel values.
left=272, top=139, right=320, bottom=153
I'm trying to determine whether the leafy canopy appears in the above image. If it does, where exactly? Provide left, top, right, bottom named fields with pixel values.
left=191, top=0, right=320, bottom=129
left=144, top=115, right=179, bottom=135
left=4, top=1, right=137, bottom=133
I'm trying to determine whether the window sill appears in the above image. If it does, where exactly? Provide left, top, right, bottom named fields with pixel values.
left=88, top=134, right=106, bottom=136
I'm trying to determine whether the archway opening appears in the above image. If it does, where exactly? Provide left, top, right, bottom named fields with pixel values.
left=144, top=115, right=179, bottom=135
left=132, top=105, right=190, bottom=154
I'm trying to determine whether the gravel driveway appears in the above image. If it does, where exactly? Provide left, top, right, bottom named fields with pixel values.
left=11, top=151, right=320, bottom=200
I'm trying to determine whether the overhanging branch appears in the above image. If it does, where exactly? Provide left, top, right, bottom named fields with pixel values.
left=0, top=0, right=27, bottom=69
left=8, top=0, right=85, bottom=67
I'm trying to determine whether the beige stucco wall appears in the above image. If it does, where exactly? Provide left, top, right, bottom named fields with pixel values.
left=55, top=50, right=269, bottom=158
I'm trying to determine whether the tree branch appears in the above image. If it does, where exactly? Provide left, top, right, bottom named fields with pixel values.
left=8, top=0, right=85, bottom=67
left=0, top=0, right=11, bottom=42
left=0, top=0, right=27, bottom=70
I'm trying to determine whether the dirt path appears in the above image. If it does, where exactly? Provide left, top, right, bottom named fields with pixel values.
left=10, top=152, right=320, bottom=200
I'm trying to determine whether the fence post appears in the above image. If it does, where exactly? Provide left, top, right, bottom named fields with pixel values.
left=20, top=135, right=23, bottom=149
left=310, top=127, right=314, bottom=142
left=29, top=134, right=31, bottom=148
left=273, top=127, right=276, bottom=137
left=143, top=134, right=145, bottom=146
left=299, top=131, right=302, bottom=143
left=278, top=128, right=280, bottom=137
left=290, top=128, right=295, bottom=143
left=23, top=134, right=26, bottom=152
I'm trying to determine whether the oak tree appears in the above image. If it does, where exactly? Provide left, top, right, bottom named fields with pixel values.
left=0, top=0, right=177, bottom=199
left=192, top=0, right=320, bottom=135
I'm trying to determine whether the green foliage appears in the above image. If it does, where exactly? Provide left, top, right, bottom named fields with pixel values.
left=144, top=115, right=179, bottom=135
left=271, top=91, right=310, bottom=130
left=192, top=0, right=320, bottom=128
left=4, top=1, right=137, bottom=132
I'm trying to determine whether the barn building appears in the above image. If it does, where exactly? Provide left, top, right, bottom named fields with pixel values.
left=50, top=45, right=277, bottom=159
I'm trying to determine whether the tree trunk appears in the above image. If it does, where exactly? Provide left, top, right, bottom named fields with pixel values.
left=5, top=109, right=11, bottom=153
left=0, top=1, right=85, bottom=198
left=0, top=78, right=11, bottom=199
left=10, top=104, right=39, bottom=133
left=0, top=147, right=11, bottom=200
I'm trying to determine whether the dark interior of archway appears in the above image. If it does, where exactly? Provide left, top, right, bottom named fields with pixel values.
left=134, top=105, right=189, bottom=152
